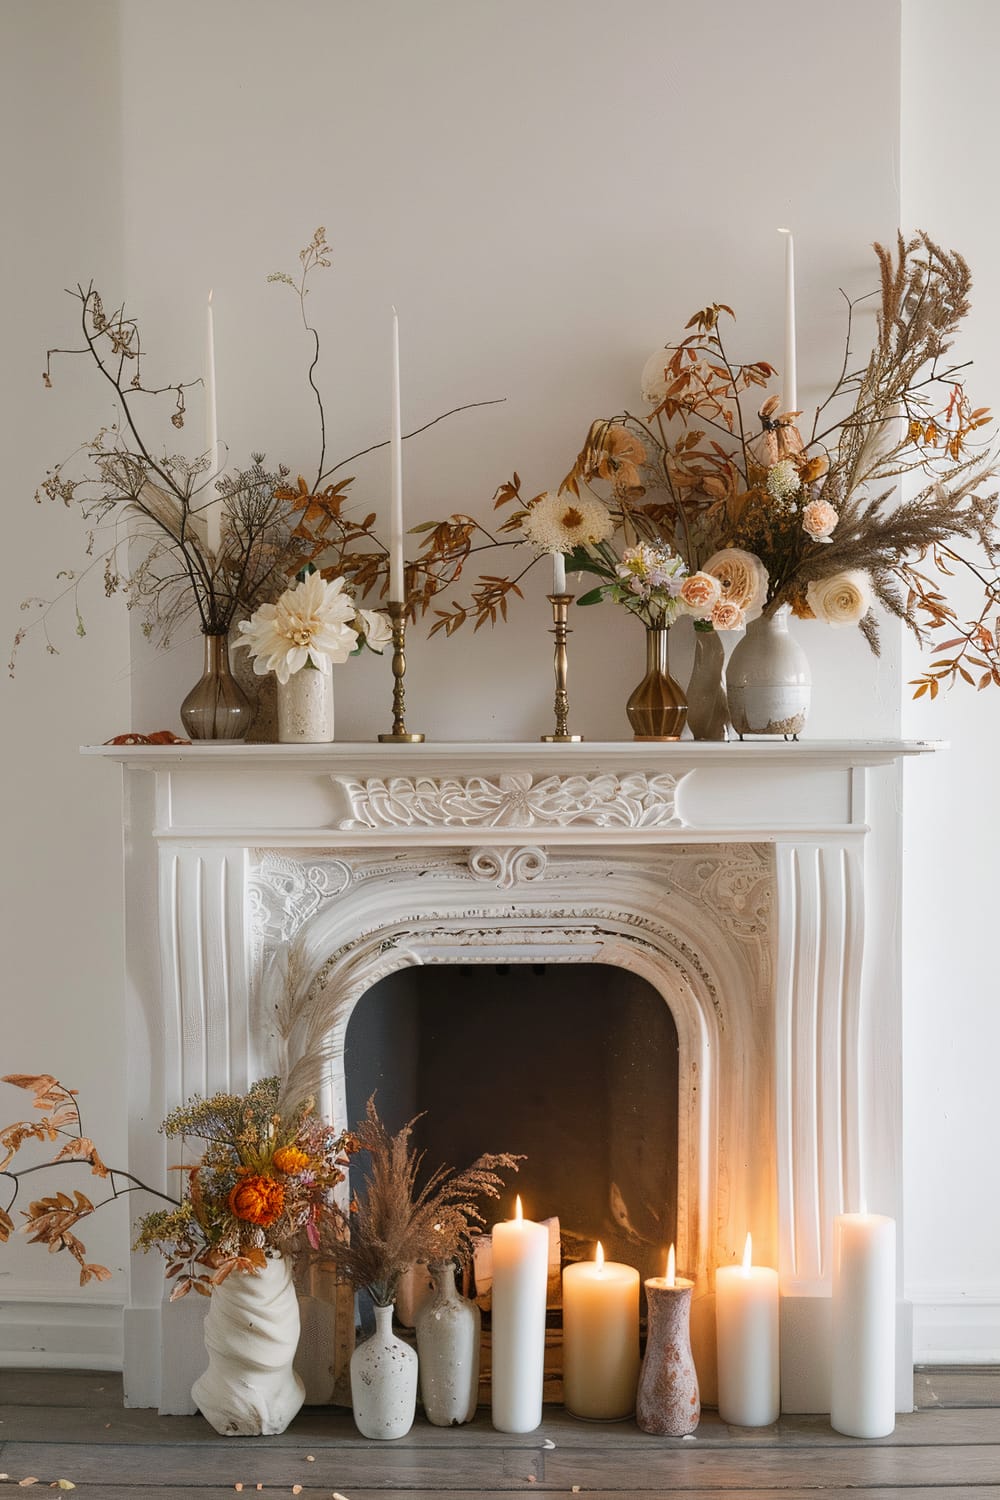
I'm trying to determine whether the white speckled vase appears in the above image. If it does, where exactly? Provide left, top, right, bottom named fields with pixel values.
left=276, top=664, right=334, bottom=743
left=350, top=1303, right=418, bottom=1440
left=416, top=1261, right=481, bottom=1426
left=191, top=1255, right=305, bottom=1436
left=726, top=607, right=811, bottom=739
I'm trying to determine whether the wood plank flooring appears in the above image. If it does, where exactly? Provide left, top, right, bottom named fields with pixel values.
left=0, top=1368, right=996, bottom=1497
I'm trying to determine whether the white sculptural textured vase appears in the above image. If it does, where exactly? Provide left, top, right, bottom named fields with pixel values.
left=276, top=665, right=335, bottom=743
left=726, top=607, right=811, bottom=739
left=191, top=1256, right=306, bottom=1436
left=415, top=1262, right=481, bottom=1426
left=350, top=1303, right=419, bottom=1440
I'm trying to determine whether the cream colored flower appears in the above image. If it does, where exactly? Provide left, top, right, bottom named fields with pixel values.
left=711, top=599, right=746, bottom=631
left=703, top=548, right=769, bottom=622
left=640, top=347, right=670, bottom=404
left=806, top=569, right=872, bottom=627
left=235, top=571, right=359, bottom=683
left=679, top=571, right=723, bottom=618
left=358, top=608, right=393, bottom=653
left=802, top=498, right=839, bottom=542
left=522, top=491, right=614, bottom=553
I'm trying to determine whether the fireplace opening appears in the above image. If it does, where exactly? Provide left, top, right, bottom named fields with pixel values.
left=344, top=962, right=679, bottom=1287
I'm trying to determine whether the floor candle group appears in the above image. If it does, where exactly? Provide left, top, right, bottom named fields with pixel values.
left=488, top=1199, right=897, bottom=1438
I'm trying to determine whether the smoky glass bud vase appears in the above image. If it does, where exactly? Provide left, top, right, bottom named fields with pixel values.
left=180, top=631, right=253, bottom=741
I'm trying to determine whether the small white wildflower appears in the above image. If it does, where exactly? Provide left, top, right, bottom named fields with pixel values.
left=767, top=459, right=801, bottom=504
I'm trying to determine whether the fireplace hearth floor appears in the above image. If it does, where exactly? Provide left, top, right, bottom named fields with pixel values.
left=1, top=1370, right=996, bottom=1497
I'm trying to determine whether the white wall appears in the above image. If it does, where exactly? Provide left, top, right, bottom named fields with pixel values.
left=900, top=0, right=1000, bottom=1360
left=9, top=0, right=993, bottom=1368
left=0, top=0, right=129, bottom=1364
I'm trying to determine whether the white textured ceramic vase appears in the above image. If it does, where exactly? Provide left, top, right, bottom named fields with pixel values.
left=415, top=1262, right=481, bottom=1426
left=350, top=1303, right=418, bottom=1440
left=726, top=607, right=811, bottom=739
left=191, top=1256, right=306, bottom=1436
left=276, top=664, right=334, bottom=743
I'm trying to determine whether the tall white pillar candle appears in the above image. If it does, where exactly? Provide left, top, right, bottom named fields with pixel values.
left=389, top=308, right=405, bottom=602
left=552, top=551, right=567, bottom=595
left=205, top=289, right=221, bottom=557
left=562, top=1241, right=640, bottom=1420
left=490, top=1196, right=549, bottom=1433
left=715, top=1233, right=780, bottom=1426
left=777, top=228, right=797, bottom=416
left=831, top=1212, right=896, bottom=1438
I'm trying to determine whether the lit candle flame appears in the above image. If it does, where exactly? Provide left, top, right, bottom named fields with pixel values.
left=595, top=1240, right=605, bottom=1273
left=666, top=1243, right=676, bottom=1287
left=742, top=1231, right=753, bottom=1274
left=514, top=1194, right=523, bottom=1222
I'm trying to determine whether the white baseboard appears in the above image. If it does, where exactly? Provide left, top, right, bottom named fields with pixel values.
left=912, top=1296, right=1000, bottom=1363
left=0, top=1297, right=123, bottom=1370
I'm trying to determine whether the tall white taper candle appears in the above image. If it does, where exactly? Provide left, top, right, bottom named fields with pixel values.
left=490, top=1196, right=548, bottom=1433
left=206, top=290, right=221, bottom=557
left=831, top=1212, right=896, bottom=1438
left=777, top=228, right=797, bottom=416
left=389, top=308, right=404, bottom=602
left=552, top=551, right=567, bottom=594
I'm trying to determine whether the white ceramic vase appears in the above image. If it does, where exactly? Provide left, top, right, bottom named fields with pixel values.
left=350, top=1302, right=418, bottom=1440
left=276, top=664, right=334, bottom=743
left=191, top=1255, right=306, bottom=1436
left=726, top=606, right=811, bottom=739
left=415, top=1261, right=481, bottom=1426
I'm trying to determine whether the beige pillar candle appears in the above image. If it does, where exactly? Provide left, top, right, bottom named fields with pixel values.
left=562, top=1241, right=640, bottom=1420
left=715, top=1232, right=780, bottom=1426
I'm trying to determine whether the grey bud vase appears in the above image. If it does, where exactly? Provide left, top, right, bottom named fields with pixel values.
left=415, top=1260, right=481, bottom=1426
left=180, top=631, right=252, bottom=741
left=636, top=1276, right=700, bottom=1436
left=686, top=628, right=730, bottom=741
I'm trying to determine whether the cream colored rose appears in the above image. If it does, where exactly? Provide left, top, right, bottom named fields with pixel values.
left=806, top=570, right=872, bottom=627
left=802, top=498, right=839, bottom=542
left=703, top=548, right=769, bottom=622
left=679, top=571, right=722, bottom=617
left=358, top=608, right=393, bottom=653
left=711, top=599, right=745, bottom=631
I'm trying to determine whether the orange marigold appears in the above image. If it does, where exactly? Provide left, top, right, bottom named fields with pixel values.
left=228, top=1174, right=285, bottom=1227
left=272, top=1145, right=310, bottom=1176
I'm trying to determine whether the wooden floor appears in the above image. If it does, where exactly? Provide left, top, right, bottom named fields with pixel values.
left=0, top=1368, right=997, bottom=1498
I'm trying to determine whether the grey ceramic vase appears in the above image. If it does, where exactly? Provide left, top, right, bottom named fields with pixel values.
left=686, top=628, right=730, bottom=741
left=726, top=607, right=810, bottom=739
left=415, top=1261, right=481, bottom=1426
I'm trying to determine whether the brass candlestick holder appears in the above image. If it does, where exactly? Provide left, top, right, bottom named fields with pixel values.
left=378, top=600, right=425, bottom=743
left=541, top=593, right=583, bottom=743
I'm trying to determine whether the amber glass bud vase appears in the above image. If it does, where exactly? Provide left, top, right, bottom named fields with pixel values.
left=180, top=631, right=252, bottom=741
left=626, top=626, right=688, bottom=741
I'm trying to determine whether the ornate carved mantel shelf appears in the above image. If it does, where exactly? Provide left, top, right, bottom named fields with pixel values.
left=84, top=738, right=939, bottom=846
left=85, top=738, right=938, bottom=1415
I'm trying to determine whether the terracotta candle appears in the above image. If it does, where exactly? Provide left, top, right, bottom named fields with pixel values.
left=715, top=1232, right=780, bottom=1426
left=205, top=289, right=221, bottom=556
left=778, top=227, right=797, bottom=415
left=637, top=1245, right=700, bottom=1436
left=490, top=1195, right=548, bottom=1433
left=562, top=1241, right=640, bottom=1420
left=389, top=307, right=404, bottom=602
left=831, top=1211, right=896, bottom=1438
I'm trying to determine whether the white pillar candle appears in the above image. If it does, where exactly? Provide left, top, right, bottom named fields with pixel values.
left=552, top=551, right=567, bottom=595
left=715, top=1233, right=780, bottom=1427
left=389, top=307, right=405, bottom=603
left=205, top=289, right=221, bottom=557
left=562, top=1241, right=640, bottom=1420
left=777, top=227, right=797, bottom=416
left=491, top=1195, right=549, bottom=1433
left=831, top=1212, right=896, bottom=1438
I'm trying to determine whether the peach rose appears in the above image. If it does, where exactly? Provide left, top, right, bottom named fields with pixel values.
left=703, top=548, right=769, bottom=621
left=805, top=570, right=872, bottom=627
left=711, top=600, right=746, bottom=631
left=802, top=498, right=839, bottom=543
left=679, top=571, right=722, bottom=617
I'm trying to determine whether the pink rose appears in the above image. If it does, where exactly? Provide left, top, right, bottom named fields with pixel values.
left=711, top=600, right=746, bottom=631
left=679, top=571, right=722, bottom=617
left=802, top=498, right=838, bottom=542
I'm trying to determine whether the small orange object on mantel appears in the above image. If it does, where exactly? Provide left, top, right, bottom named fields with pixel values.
left=104, top=731, right=191, bottom=746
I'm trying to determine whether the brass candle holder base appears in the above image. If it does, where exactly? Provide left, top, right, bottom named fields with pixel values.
left=377, top=601, right=425, bottom=744
left=540, top=593, right=583, bottom=743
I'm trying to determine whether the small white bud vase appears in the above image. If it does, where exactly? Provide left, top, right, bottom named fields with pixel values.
left=726, top=605, right=811, bottom=739
left=191, top=1255, right=305, bottom=1436
left=350, top=1303, right=418, bottom=1440
left=415, top=1261, right=481, bottom=1426
left=276, top=663, right=334, bottom=743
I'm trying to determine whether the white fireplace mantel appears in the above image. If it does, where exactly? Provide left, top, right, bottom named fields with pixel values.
left=87, top=738, right=937, bottom=1415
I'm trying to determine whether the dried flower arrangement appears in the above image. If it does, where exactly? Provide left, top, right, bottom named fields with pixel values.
left=315, top=1097, right=520, bottom=1307
left=0, top=1073, right=352, bottom=1299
